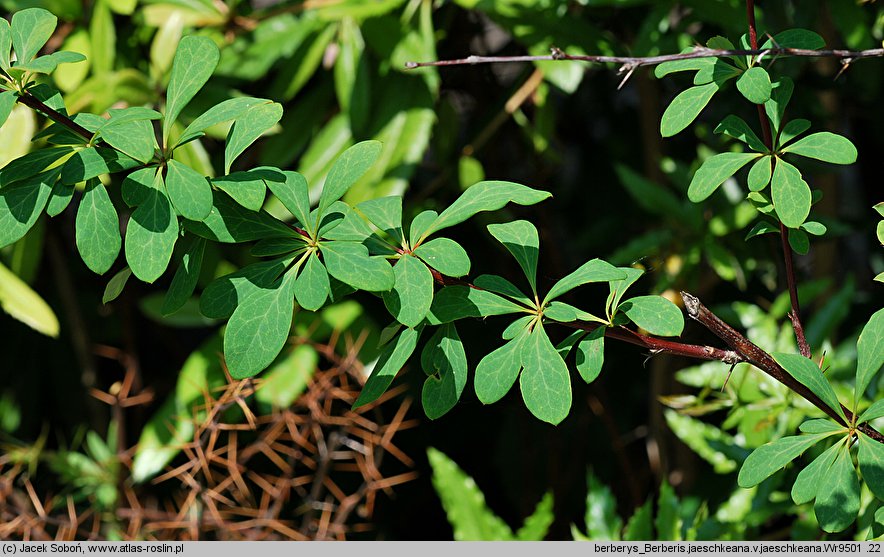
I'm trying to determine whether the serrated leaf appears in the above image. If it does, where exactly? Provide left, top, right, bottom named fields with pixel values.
left=413, top=237, right=470, bottom=277
left=687, top=152, right=759, bottom=202
left=353, top=326, right=420, bottom=408
left=582, top=470, right=622, bottom=540
left=294, top=251, right=329, bottom=311
left=487, top=220, right=539, bottom=293
left=475, top=330, right=527, bottom=405
left=125, top=174, right=178, bottom=283
left=515, top=492, right=554, bottom=541
left=0, top=260, right=59, bottom=337
left=771, top=158, right=811, bottom=228
left=75, top=179, right=119, bottom=274
left=773, top=352, right=846, bottom=421
left=102, top=266, right=132, bottom=304
left=791, top=441, right=840, bottom=505
left=747, top=156, right=772, bottom=191
left=520, top=324, right=571, bottom=425
left=165, top=159, right=212, bottom=221
left=421, top=181, right=552, bottom=240
left=224, top=102, right=283, bottom=173
left=656, top=480, right=681, bottom=541
left=162, top=237, right=205, bottom=315
left=815, top=445, right=860, bottom=533
left=783, top=132, right=857, bottom=165
left=184, top=191, right=294, bottom=243
left=427, top=447, right=514, bottom=541
left=163, top=36, right=220, bottom=145
left=856, top=309, right=884, bottom=408
left=427, top=285, right=525, bottom=324
left=576, top=327, right=605, bottom=384
left=318, top=140, right=382, bottom=218
left=737, top=432, right=831, bottom=487
left=321, top=240, right=394, bottom=292
left=544, top=258, right=626, bottom=304
left=224, top=272, right=295, bottom=379
left=421, top=323, right=467, bottom=420
left=715, top=115, right=767, bottom=152
left=736, top=66, right=772, bottom=104
left=10, top=8, right=56, bottom=64
left=623, top=500, right=653, bottom=541
left=620, top=295, right=684, bottom=337
left=660, top=83, right=719, bottom=137
left=383, top=254, right=433, bottom=327
left=0, top=168, right=56, bottom=248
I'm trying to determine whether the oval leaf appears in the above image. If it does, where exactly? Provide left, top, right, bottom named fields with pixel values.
left=520, top=325, right=571, bottom=425
left=620, top=295, right=684, bottom=337
left=737, top=433, right=830, bottom=488
left=687, top=152, right=759, bottom=202
left=783, top=132, right=857, bottom=165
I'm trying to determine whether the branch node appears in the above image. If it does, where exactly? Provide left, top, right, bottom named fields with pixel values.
left=680, top=291, right=701, bottom=319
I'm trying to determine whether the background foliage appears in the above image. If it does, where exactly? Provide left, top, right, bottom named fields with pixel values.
left=1, top=0, right=883, bottom=540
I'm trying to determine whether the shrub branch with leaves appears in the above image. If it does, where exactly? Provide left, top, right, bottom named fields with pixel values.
left=1, top=0, right=883, bottom=535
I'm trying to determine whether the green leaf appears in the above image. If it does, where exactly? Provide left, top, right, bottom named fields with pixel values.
left=321, top=240, right=394, bottom=292
left=0, top=18, right=10, bottom=70
left=428, top=285, right=525, bottom=324
left=474, top=274, right=532, bottom=306
left=0, top=168, right=56, bottom=248
left=620, top=295, right=684, bottom=337
left=859, top=399, right=884, bottom=425
left=576, top=327, right=605, bottom=384
left=162, top=237, right=205, bottom=315
left=414, top=238, right=470, bottom=277
left=543, top=301, right=599, bottom=324
left=89, top=0, right=114, bottom=74
left=255, top=344, right=318, bottom=409
left=0, top=90, right=16, bottom=129
left=318, top=140, right=382, bottom=218
left=792, top=441, right=840, bottom=505
left=294, top=252, right=329, bottom=311
left=801, top=221, right=827, bottom=236
left=163, top=36, right=220, bottom=145
left=614, top=164, right=684, bottom=219
left=773, top=352, right=846, bottom=421
left=99, top=118, right=156, bottom=164
left=581, top=470, right=622, bottom=540
left=184, top=191, right=295, bottom=243
left=176, top=97, right=271, bottom=149
left=607, top=267, right=644, bottom=317
left=783, top=132, right=858, bottom=165
left=165, top=159, right=212, bottom=221
left=747, top=156, right=773, bottom=191
left=266, top=170, right=311, bottom=229
left=0, top=147, right=73, bottom=187
left=200, top=257, right=293, bottom=319
left=75, top=179, right=120, bottom=274
left=660, top=83, right=719, bottom=138
left=745, top=220, right=779, bottom=240
left=0, top=260, right=59, bottom=337
left=421, top=323, right=468, bottom=420
left=212, top=168, right=279, bottom=212
left=410, top=209, right=438, bottom=244
left=815, top=445, right=860, bottom=533
left=736, top=66, right=772, bottom=104
left=856, top=309, right=884, bottom=408
left=859, top=434, right=884, bottom=500
left=224, top=102, right=283, bottom=173
left=623, top=500, right=653, bottom=541
left=737, top=432, right=831, bottom=488
left=764, top=78, right=793, bottom=133
left=102, top=266, right=132, bottom=304
left=655, top=480, right=682, bottom=541
left=121, top=167, right=157, bottom=207
left=789, top=228, right=810, bottom=255
left=503, top=316, right=533, bottom=340
left=761, top=29, right=825, bottom=50
left=383, top=254, right=433, bottom=327
left=353, top=327, right=420, bottom=408
left=427, top=447, right=514, bottom=541
left=488, top=220, right=539, bottom=293
left=799, top=419, right=844, bottom=434
left=125, top=173, right=178, bottom=283
left=771, top=159, right=811, bottom=228
left=544, top=258, right=626, bottom=305
left=778, top=119, right=811, bottom=148
left=654, top=56, right=715, bottom=78
left=714, top=115, right=767, bottom=152
left=60, top=147, right=139, bottom=185
left=224, top=273, right=295, bottom=379
left=665, top=410, right=738, bottom=473
left=10, top=8, right=57, bottom=64
left=520, top=324, right=571, bottom=425
left=357, top=195, right=403, bottom=243
left=475, top=330, right=527, bottom=405
left=515, top=492, right=554, bottom=541
left=421, top=181, right=552, bottom=240
left=687, top=152, right=760, bottom=202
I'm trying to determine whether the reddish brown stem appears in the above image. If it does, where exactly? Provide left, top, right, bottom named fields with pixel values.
left=16, top=92, right=94, bottom=140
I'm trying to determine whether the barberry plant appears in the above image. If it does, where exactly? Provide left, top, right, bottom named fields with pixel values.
left=0, top=2, right=882, bottom=535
